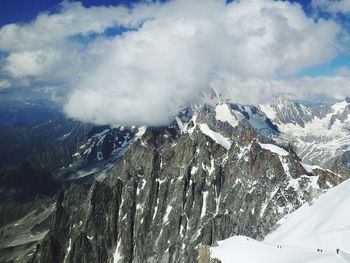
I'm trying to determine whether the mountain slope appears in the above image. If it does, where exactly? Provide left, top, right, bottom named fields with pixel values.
left=210, top=177, right=350, bottom=263
left=28, top=103, right=341, bottom=263
left=1, top=97, right=349, bottom=263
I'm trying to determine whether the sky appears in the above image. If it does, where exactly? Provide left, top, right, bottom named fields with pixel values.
left=0, top=0, right=350, bottom=126
left=0, top=0, right=148, bottom=26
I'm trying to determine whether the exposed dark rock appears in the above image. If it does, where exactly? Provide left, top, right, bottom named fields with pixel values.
left=30, top=110, right=339, bottom=263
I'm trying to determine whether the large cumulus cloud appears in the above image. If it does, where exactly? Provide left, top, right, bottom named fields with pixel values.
left=0, top=0, right=347, bottom=125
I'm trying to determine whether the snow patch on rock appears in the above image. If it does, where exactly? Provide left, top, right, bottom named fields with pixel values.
left=215, top=104, right=239, bottom=127
left=199, top=124, right=231, bottom=150
left=259, top=143, right=289, bottom=156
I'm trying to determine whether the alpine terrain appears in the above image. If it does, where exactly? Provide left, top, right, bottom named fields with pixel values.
left=1, top=95, right=349, bottom=263
left=1, top=1, right=350, bottom=262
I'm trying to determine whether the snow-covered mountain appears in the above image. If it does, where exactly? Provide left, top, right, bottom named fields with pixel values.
left=259, top=97, right=350, bottom=170
left=65, top=94, right=350, bottom=178
left=196, top=95, right=350, bottom=172
left=210, top=176, right=350, bottom=263
left=24, top=99, right=344, bottom=263
left=1, top=94, right=349, bottom=263
left=192, top=95, right=350, bottom=173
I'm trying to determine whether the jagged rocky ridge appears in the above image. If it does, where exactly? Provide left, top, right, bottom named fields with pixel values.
left=29, top=102, right=344, bottom=263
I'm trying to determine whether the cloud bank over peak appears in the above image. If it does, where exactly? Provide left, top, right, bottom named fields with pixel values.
left=0, top=0, right=348, bottom=125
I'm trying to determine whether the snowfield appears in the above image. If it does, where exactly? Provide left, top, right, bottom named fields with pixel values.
left=211, top=178, right=350, bottom=263
left=215, top=104, right=239, bottom=128
left=259, top=143, right=289, bottom=156
left=199, top=124, right=232, bottom=150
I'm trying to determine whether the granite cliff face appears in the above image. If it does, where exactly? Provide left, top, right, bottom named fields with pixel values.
left=29, top=102, right=342, bottom=263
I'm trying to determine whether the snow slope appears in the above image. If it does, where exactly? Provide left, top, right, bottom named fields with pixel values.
left=211, top=178, right=350, bottom=263
left=259, top=143, right=289, bottom=156
left=211, top=236, right=343, bottom=263
left=215, top=104, right=239, bottom=128
left=199, top=124, right=232, bottom=150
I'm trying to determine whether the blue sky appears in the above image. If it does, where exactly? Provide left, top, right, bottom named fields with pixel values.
left=0, top=0, right=142, bottom=26
left=298, top=53, right=350, bottom=77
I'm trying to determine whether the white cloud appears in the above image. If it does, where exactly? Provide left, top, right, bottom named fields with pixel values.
left=335, top=65, right=350, bottom=76
left=211, top=74, right=350, bottom=105
left=0, top=79, right=10, bottom=89
left=0, top=0, right=346, bottom=125
left=0, top=1, right=153, bottom=52
left=4, top=50, right=61, bottom=78
left=312, top=0, right=350, bottom=14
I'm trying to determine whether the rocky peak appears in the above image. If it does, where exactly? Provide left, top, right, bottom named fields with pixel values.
left=29, top=101, right=342, bottom=263
left=270, top=95, right=294, bottom=108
